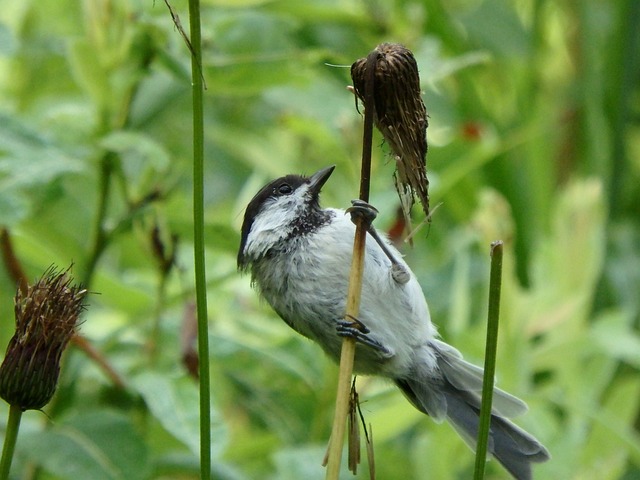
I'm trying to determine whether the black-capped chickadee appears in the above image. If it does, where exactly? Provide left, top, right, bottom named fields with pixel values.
left=238, top=165, right=550, bottom=479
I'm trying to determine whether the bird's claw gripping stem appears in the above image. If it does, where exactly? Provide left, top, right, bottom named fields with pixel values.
left=337, top=315, right=391, bottom=355
left=347, top=199, right=379, bottom=226
left=346, top=200, right=410, bottom=284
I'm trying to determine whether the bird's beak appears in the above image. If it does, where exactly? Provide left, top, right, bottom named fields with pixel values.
left=308, top=165, right=335, bottom=195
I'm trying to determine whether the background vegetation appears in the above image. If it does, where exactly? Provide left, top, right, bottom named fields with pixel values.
left=1, top=0, right=639, bottom=478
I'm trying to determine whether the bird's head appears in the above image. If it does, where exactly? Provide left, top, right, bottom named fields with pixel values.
left=238, top=165, right=335, bottom=270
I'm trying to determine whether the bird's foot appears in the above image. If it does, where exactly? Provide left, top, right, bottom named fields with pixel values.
left=346, top=200, right=410, bottom=285
left=346, top=199, right=379, bottom=227
left=337, top=315, right=391, bottom=355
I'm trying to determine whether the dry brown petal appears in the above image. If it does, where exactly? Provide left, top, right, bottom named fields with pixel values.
left=351, top=43, right=430, bottom=225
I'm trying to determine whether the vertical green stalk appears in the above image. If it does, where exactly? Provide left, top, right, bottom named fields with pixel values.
left=473, top=241, right=503, bottom=480
left=148, top=273, right=168, bottom=363
left=0, top=405, right=23, bottom=480
left=187, top=0, right=211, bottom=478
left=607, top=0, right=639, bottom=218
left=83, top=151, right=116, bottom=287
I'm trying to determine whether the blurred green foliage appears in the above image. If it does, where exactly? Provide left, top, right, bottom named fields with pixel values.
left=0, top=0, right=639, bottom=478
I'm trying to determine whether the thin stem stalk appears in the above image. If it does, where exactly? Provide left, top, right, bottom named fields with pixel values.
left=473, top=241, right=504, bottom=480
left=83, top=151, right=115, bottom=287
left=0, top=404, right=23, bottom=480
left=186, top=0, right=211, bottom=478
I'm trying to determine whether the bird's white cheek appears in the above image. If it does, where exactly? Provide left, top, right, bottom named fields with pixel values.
left=244, top=202, right=298, bottom=258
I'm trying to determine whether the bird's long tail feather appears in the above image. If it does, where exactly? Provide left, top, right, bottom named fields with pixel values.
left=395, top=340, right=550, bottom=480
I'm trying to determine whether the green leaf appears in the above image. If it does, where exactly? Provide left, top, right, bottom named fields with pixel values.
left=591, top=310, right=640, bottom=369
left=0, top=188, right=28, bottom=226
left=458, top=0, right=531, bottom=57
left=0, top=23, right=16, bottom=55
left=131, top=372, right=227, bottom=458
left=100, top=130, right=170, bottom=171
left=203, top=10, right=321, bottom=95
left=0, top=112, right=84, bottom=224
left=66, top=35, right=113, bottom=112
left=99, top=130, right=171, bottom=193
left=0, top=112, right=84, bottom=190
left=415, top=38, right=491, bottom=85
left=18, top=410, right=150, bottom=480
left=272, top=445, right=353, bottom=480
left=578, top=378, right=640, bottom=479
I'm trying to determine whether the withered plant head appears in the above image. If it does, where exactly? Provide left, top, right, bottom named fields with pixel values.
left=0, top=266, right=86, bottom=411
left=351, top=43, right=430, bottom=224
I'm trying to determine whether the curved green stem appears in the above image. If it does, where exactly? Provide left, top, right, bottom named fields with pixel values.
left=0, top=405, right=24, bottom=480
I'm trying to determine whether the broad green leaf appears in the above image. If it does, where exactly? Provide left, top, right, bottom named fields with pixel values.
left=100, top=130, right=170, bottom=172
left=18, top=410, right=150, bottom=480
left=0, top=112, right=84, bottom=189
left=0, top=112, right=84, bottom=224
left=0, top=23, right=16, bottom=55
left=202, top=10, right=323, bottom=95
left=591, top=310, right=640, bottom=369
left=458, top=0, right=531, bottom=57
left=67, top=38, right=111, bottom=111
left=131, top=372, right=226, bottom=458
left=0, top=188, right=28, bottom=226
left=272, top=445, right=353, bottom=480
left=415, top=38, right=491, bottom=85
left=411, top=426, right=471, bottom=480
left=578, top=378, right=640, bottom=479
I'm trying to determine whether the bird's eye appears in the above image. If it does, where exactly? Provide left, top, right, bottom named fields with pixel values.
left=277, top=183, right=293, bottom=195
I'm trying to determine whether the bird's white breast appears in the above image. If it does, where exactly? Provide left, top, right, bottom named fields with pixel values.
left=250, top=208, right=438, bottom=377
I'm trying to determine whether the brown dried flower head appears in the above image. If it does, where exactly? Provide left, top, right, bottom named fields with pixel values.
left=0, top=266, right=86, bottom=411
left=351, top=43, right=430, bottom=225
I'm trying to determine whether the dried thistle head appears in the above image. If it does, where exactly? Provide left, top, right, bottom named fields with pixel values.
left=0, top=266, right=86, bottom=411
left=351, top=43, right=430, bottom=225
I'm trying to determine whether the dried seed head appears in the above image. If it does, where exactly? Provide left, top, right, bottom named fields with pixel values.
left=351, top=43, right=430, bottom=225
left=0, top=266, right=86, bottom=411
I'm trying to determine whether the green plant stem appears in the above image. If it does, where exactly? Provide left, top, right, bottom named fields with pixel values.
left=147, top=272, right=168, bottom=363
left=473, top=241, right=503, bottom=480
left=0, top=404, right=23, bottom=480
left=187, top=0, right=211, bottom=478
left=608, top=0, right=639, bottom=218
left=84, top=151, right=116, bottom=287
left=325, top=50, right=377, bottom=480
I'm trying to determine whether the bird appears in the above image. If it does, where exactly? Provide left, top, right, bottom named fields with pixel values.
left=237, top=165, right=550, bottom=479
